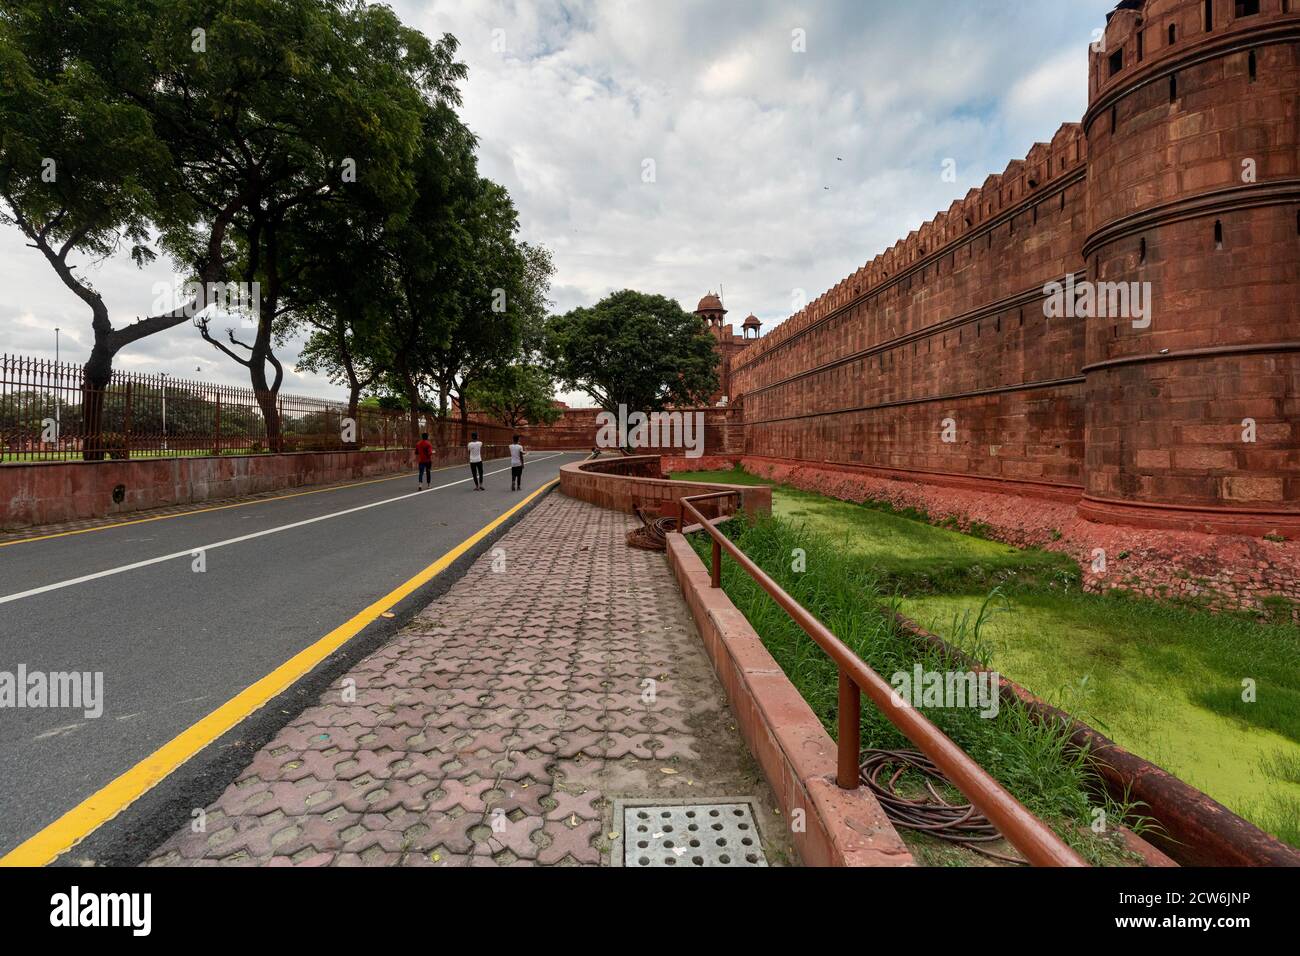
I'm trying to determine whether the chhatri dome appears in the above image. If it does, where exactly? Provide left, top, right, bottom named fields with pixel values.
left=696, top=292, right=726, bottom=314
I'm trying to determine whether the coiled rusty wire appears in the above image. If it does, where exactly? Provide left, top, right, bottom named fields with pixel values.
left=625, top=506, right=679, bottom=551
left=860, top=749, right=1027, bottom=865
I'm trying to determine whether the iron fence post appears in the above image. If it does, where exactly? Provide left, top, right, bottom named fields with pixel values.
left=123, top=382, right=133, bottom=460
left=711, top=536, right=722, bottom=588
left=837, top=670, right=861, bottom=790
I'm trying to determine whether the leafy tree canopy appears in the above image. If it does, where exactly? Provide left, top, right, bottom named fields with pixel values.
left=545, top=290, right=718, bottom=414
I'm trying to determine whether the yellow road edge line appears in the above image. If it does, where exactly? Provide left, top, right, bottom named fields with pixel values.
left=0, top=477, right=559, bottom=867
left=0, top=460, right=479, bottom=549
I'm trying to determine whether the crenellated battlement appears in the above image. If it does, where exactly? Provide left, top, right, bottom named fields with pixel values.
left=733, top=122, right=1086, bottom=369
left=1088, top=0, right=1300, bottom=113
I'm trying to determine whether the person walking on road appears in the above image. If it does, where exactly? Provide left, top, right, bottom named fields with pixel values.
left=509, top=435, right=525, bottom=491
left=468, top=432, right=484, bottom=491
left=415, top=432, right=434, bottom=489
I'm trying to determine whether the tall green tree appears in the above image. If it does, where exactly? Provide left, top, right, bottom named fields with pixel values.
left=545, top=290, right=719, bottom=414
left=281, top=151, right=404, bottom=445
left=0, top=0, right=198, bottom=457
left=464, top=364, right=561, bottom=429
left=436, top=190, right=554, bottom=439
left=381, top=101, right=482, bottom=444
left=144, top=0, right=465, bottom=449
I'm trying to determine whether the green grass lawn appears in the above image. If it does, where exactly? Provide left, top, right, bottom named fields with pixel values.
left=673, top=466, right=1077, bottom=590
left=671, top=466, right=1300, bottom=849
left=897, top=591, right=1300, bottom=847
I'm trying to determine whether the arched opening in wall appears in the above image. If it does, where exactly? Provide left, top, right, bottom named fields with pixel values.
left=1170, top=74, right=1178, bottom=102
left=1060, top=191, right=1066, bottom=211
left=1169, top=24, right=1177, bottom=45
left=1215, top=219, right=1225, bottom=250
left=1235, top=1, right=1260, bottom=17
left=1140, top=237, right=1147, bottom=263
left=1204, top=0, right=1214, bottom=32
left=1248, top=50, right=1257, bottom=83
left=1110, top=105, right=1118, bottom=133
left=1109, top=48, right=1124, bottom=77
left=1137, top=29, right=1144, bottom=61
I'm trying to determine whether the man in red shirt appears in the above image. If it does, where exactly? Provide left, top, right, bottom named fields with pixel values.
left=415, top=432, right=434, bottom=488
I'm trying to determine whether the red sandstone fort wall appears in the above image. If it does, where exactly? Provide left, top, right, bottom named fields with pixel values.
left=729, top=1, right=1299, bottom=532
left=1080, top=0, right=1300, bottom=527
left=730, top=123, right=1091, bottom=493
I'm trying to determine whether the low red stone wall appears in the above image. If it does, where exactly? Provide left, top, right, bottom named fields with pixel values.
left=665, top=533, right=913, bottom=867
left=517, top=406, right=745, bottom=455
left=0, top=445, right=505, bottom=529
left=558, top=455, right=770, bottom=518
left=659, top=455, right=742, bottom=474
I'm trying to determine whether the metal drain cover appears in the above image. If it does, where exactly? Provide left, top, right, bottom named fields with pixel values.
left=622, top=802, right=768, bottom=867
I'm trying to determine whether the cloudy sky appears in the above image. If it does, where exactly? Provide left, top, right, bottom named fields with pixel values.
left=0, top=0, right=1115, bottom=404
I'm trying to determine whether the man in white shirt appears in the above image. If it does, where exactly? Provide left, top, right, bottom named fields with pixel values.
left=468, top=432, right=484, bottom=491
left=508, top=435, right=525, bottom=491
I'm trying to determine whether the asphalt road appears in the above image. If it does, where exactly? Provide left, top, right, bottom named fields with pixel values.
left=0, top=450, right=585, bottom=857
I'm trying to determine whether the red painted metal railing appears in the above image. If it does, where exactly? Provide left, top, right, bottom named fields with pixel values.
left=679, top=490, right=1088, bottom=868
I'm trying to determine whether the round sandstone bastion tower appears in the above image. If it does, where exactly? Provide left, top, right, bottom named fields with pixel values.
left=1080, top=0, right=1299, bottom=534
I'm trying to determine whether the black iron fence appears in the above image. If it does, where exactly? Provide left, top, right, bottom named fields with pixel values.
left=0, top=353, right=512, bottom=462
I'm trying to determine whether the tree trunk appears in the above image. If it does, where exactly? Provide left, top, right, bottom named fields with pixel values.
left=404, top=375, right=420, bottom=447
left=81, top=340, right=115, bottom=461
left=346, top=383, right=361, bottom=451
left=250, top=359, right=282, bottom=453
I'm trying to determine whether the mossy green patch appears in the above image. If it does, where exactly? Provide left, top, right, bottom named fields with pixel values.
left=672, top=465, right=1300, bottom=849
left=896, top=591, right=1300, bottom=839
left=672, top=467, right=1076, bottom=592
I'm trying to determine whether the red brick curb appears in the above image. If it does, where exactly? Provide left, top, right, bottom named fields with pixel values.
left=559, top=455, right=771, bottom=517
left=664, top=532, right=913, bottom=867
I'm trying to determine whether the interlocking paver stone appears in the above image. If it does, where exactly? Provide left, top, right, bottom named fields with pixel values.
left=146, top=493, right=791, bottom=866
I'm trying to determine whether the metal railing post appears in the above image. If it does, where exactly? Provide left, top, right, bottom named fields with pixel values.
left=123, top=381, right=133, bottom=460
left=711, top=536, right=722, bottom=588
left=837, top=670, right=861, bottom=789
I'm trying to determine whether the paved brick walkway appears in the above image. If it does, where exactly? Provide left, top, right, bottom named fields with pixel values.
left=147, top=493, right=790, bottom=866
